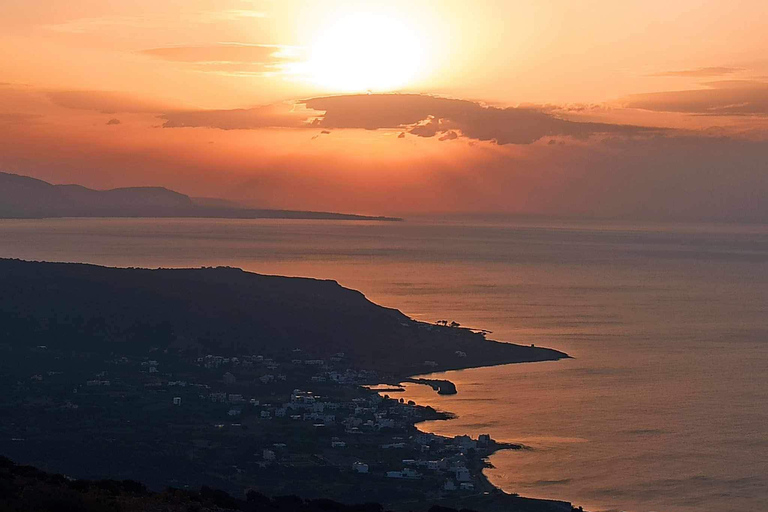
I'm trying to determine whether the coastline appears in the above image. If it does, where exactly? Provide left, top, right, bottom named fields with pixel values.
left=371, top=357, right=577, bottom=512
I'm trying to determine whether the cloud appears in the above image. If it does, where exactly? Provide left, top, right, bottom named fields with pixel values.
left=140, top=43, right=293, bottom=64
left=650, top=66, right=741, bottom=78
left=303, top=94, right=656, bottom=144
left=47, top=90, right=171, bottom=114
left=139, top=43, right=300, bottom=77
left=201, top=10, right=266, bottom=22
left=0, top=113, right=42, bottom=125
left=622, top=80, right=768, bottom=115
left=43, top=10, right=267, bottom=34
left=160, top=94, right=659, bottom=144
left=160, top=103, right=311, bottom=129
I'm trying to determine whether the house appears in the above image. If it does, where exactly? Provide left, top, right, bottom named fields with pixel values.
left=460, top=482, right=474, bottom=491
left=455, top=351, right=467, bottom=358
left=173, top=397, right=182, bottom=406
left=263, top=449, right=275, bottom=461
left=228, top=408, right=242, bottom=416
left=454, top=435, right=477, bottom=450
left=443, top=480, right=457, bottom=491
left=331, top=440, right=346, bottom=448
left=260, top=410, right=271, bottom=419
left=352, top=462, right=369, bottom=474
left=386, top=468, right=421, bottom=479
left=454, top=467, right=471, bottom=482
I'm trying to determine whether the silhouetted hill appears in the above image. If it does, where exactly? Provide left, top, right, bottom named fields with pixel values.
left=0, top=259, right=566, bottom=375
left=0, top=457, right=578, bottom=512
left=0, top=173, right=400, bottom=221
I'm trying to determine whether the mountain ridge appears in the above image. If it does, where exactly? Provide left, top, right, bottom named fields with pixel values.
left=0, top=172, right=401, bottom=221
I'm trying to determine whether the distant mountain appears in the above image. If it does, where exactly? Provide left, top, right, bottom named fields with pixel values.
left=0, top=173, right=400, bottom=221
left=0, top=259, right=566, bottom=376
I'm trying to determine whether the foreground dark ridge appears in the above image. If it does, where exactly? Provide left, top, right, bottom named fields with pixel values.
left=0, top=259, right=567, bottom=376
left=0, top=172, right=401, bottom=221
left=0, top=457, right=580, bottom=512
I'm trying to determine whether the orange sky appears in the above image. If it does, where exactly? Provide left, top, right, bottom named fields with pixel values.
left=2, top=0, right=768, bottom=220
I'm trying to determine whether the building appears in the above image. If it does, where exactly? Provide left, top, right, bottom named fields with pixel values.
left=173, top=397, right=182, bottom=405
left=454, top=467, right=471, bottom=482
left=352, top=462, right=369, bottom=474
left=443, top=480, right=457, bottom=491
left=460, top=482, right=474, bottom=491
left=386, top=468, right=422, bottom=480
left=263, top=449, right=275, bottom=461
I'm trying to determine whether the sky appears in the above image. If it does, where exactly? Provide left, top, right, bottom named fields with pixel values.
left=2, top=0, right=768, bottom=219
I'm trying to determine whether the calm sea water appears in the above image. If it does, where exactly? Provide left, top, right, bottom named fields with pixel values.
left=0, top=217, right=766, bottom=512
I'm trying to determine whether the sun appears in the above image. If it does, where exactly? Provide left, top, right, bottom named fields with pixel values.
left=306, top=12, right=425, bottom=93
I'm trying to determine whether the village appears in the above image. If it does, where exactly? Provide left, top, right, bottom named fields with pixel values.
left=4, top=343, right=517, bottom=505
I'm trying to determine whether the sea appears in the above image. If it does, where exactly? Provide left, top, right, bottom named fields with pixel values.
left=0, top=216, right=766, bottom=512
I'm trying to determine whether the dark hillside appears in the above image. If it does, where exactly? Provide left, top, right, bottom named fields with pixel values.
left=0, top=259, right=566, bottom=375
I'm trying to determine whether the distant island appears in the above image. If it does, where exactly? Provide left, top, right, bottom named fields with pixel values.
left=0, top=172, right=401, bottom=221
left=0, top=259, right=573, bottom=512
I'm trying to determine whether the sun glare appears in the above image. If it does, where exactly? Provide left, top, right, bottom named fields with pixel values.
left=306, top=13, right=424, bottom=93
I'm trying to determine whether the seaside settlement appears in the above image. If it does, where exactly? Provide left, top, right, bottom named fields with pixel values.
left=0, top=342, right=577, bottom=511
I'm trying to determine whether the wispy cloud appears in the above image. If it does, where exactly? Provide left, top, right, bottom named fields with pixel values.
left=622, top=80, right=768, bottom=115
left=140, top=43, right=297, bottom=63
left=139, top=43, right=301, bottom=78
left=44, top=10, right=267, bottom=34
left=649, top=66, right=741, bottom=78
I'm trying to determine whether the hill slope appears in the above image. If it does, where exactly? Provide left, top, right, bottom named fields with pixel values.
left=0, top=173, right=399, bottom=221
left=0, top=259, right=566, bottom=375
